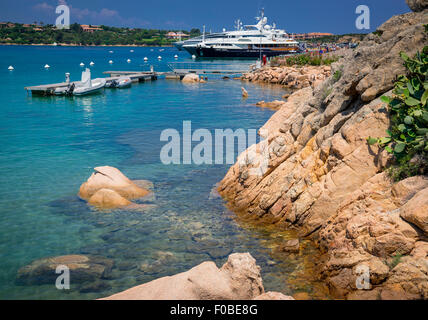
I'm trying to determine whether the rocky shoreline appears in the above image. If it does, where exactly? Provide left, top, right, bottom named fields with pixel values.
left=219, top=1, right=428, bottom=299
left=241, top=62, right=333, bottom=90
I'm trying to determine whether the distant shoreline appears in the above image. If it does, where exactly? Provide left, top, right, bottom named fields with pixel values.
left=0, top=43, right=174, bottom=48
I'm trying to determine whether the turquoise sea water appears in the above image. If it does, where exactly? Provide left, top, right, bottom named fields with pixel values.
left=0, top=45, right=325, bottom=299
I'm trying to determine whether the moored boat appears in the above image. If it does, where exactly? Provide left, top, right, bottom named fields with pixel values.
left=181, top=11, right=300, bottom=58
left=73, top=68, right=106, bottom=96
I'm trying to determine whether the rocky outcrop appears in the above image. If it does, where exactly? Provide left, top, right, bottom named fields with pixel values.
left=406, top=0, right=428, bottom=11
left=253, top=291, right=294, bottom=300
left=16, top=255, right=113, bottom=285
left=79, top=166, right=151, bottom=209
left=219, top=6, right=428, bottom=299
left=242, top=65, right=332, bottom=90
left=102, top=253, right=293, bottom=300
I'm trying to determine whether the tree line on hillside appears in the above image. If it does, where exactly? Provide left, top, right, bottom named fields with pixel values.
left=0, top=22, right=202, bottom=46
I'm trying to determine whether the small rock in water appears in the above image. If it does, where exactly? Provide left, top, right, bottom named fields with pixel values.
left=208, top=183, right=221, bottom=200
left=16, top=255, right=114, bottom=285
left=79, top=280, right=111, bottom=293
left=241, top=87, right=248, bottom=98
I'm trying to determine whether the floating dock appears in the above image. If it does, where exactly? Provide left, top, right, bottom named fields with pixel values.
left=25, top=71, right=158, bottom=96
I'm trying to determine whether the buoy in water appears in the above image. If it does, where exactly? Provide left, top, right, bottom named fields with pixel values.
left=44, top=64, right=50, bottom=68
left=144, top=57, right=148, bottom=62
left=127, top=59, right=131, bottom=63
left=80, top=62, right=84, bottom=67
left=8, top=65, right=14, bottom=71
left=109, top=60, right=113, bottom=64
left=90, top=61, right=95, bottom=66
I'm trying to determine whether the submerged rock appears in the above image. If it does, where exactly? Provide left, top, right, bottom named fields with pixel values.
left=278, top=239, right=300, bottom=253
left=102, top=253, right=292, bottom=300
left=255, top=100, right=285, bottom=110
left=16, top=255, right=113, bottom=285
left=88, top=188, right=132, bottom=209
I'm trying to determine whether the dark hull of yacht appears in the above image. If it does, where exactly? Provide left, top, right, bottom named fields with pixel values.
left=191, top=47, right=299, bottom=58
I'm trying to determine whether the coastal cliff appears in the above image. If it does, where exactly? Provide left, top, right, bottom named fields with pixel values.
left=219, top=2, right=428, bottom=299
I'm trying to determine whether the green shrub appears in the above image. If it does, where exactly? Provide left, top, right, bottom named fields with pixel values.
left=333, top=66, right=343, bottom=82
left=271, top=54, right=339, bottom=67
left=368, top=46, right=428, bottom=181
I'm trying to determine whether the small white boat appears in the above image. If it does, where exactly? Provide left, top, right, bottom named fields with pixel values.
left=44, top=64, right=50, bottom=69
left=80, top=62, right=85, bottom=67
left=158, top=56, right=162, bottom=60
left=144, top=57, right=148, bottom=62
left=159, top=49, right=164, bottom=52
left=106, top=76, right=132, bottom=89
left=117, top=77, right=132, bottom=88
left=109, top=50, right=114, bottom=53
left=130, top=49, right=134, bottom=52
left=127, top=59, right=131, bottom=63
left=109, top=60, right=113, bottom=64
left=8, top=66, right=14, bottom=70
left=54, top=86, right=68, bottom=95
left=73, top=68, right=106, bottom=96
left=174, top=55, right=178, bottom=59
left=192, top=55, right=196, bottom=60
left=90, top=61, right=95, bottom=66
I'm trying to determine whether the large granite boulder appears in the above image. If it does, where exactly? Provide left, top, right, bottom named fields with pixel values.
left=102, top=253, right=292, bottom=300
left=400, top=187, right=428, bottom=235
left=16, top=255, right=113, bottom=285
left=78, top=166, right=152, bottom=209
left=406, top=0, right=428, bottom=11
left=181, top=73, right=200, bottom=83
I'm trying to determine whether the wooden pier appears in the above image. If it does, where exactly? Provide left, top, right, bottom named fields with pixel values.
left=25, top=71, right=158, bottom=96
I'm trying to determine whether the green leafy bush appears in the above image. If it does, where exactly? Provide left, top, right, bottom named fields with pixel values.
left=270, top=54, right=339, bottom=67
left=368, top=46, right=428, bottom=181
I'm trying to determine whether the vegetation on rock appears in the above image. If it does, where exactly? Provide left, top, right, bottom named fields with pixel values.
left=368, top=46, right=428, bottom=181
left=271, top=53, right=339, bottom=67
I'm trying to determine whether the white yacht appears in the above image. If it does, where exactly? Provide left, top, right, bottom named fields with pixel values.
left=180, top=12, right=300, bottom=58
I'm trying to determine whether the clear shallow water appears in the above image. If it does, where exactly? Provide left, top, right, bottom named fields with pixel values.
left=0, top=45, right=327, bottom=299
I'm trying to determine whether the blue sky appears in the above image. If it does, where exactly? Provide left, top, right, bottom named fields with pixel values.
left=0, top=0, right=411, bottom=34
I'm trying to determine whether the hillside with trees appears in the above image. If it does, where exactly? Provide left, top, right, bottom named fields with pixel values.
left=0, top=22, right=201, bottom=46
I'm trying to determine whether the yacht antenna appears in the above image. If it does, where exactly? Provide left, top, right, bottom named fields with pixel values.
left=202, top=25, right=205, bottom=42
